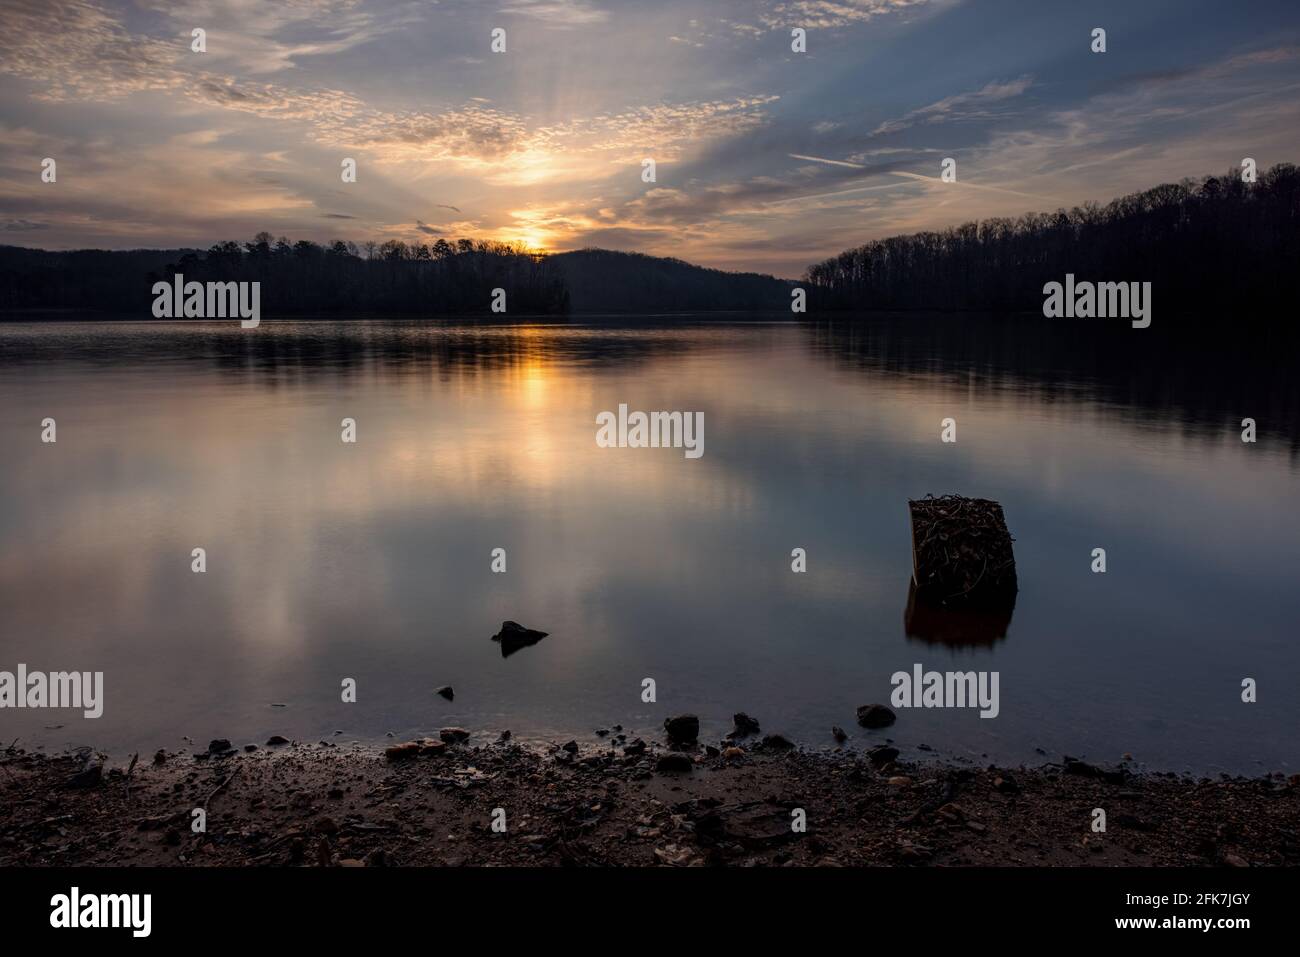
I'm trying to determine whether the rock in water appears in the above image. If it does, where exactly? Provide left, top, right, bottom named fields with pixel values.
left=663, top=714, right=700, bottom=744
left=434, top=685, right=454, bottom=701
left=856, top=703, right=896, bottom=728
left=732, top=712, right=761, bottom=736
left=492, top=620, right=549, bottom=658
left=208, top=738, right=232, bottom=754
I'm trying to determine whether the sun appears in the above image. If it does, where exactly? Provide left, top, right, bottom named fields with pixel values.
left=515, top=228, right=549, bottom=253
left=495, top=225, right=551, bottom=253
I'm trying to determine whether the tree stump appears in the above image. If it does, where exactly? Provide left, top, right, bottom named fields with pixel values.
left=908, top=495, right=1018, bottom=609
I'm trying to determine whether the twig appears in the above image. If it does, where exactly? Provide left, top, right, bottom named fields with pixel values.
left=124, top=752, right=139, bottom=800
left=203, top=766, right=240, bottom=810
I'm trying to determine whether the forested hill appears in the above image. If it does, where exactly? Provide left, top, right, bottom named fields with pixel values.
left=0, top=246, right=201, bottom=313
left=548, top=249, right=793, bottom=313
left=803, top=163, right=1300, bottom=316
left=0, top=240, right=792, bottom=316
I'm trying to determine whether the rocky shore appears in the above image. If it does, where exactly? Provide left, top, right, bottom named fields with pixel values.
left=2, top=721, right=1297, bottom=867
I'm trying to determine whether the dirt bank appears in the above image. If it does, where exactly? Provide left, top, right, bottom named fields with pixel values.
left=2, top=734, right=1297, bottom=867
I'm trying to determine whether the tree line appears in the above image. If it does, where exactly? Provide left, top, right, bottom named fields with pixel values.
left=0, top=234, right=567, bottom=314
left=4, top=164, right=1296, bottom=318
left=803, top=164, right=1300, bottom=318
left=169, top=234, right=569, bottom=315
left=0, top=237, right=797, bottom=315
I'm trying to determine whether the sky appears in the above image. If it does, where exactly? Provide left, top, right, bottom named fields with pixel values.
left=2, top=0, right=1299, bottom=277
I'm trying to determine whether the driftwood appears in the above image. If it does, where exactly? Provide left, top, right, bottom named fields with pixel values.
left=909, top=495, right=1017, bottom=609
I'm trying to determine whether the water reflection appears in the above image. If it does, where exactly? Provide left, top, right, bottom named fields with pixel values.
left=0, top=318, right=1296, bottom=775
left=806, top=314, right=1300, bottom=452
left=903, top=579, right=1014, bottom=649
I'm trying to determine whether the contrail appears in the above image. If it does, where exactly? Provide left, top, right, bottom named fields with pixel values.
left=766, top=179, right=911, bottom=206
left=887, top=170, right=1057, bottom=202
left=789, top=153, right=866, bottom=168
left=790, top=153, right=1058, bottom=203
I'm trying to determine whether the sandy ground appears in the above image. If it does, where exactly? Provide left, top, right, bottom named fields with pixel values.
left=2, top=729, right=1298, bottom=867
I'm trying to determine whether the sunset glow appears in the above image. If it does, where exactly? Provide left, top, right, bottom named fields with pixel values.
left=2, top=0, right=1299, bottom=277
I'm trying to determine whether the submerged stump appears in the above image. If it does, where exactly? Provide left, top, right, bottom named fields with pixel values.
left=908, top=494, right=1017, bottom=610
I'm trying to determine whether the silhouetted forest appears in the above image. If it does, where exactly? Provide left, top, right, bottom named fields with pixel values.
left=4, top=164, right=1297, bottom=317
left=0, top=235, right=571, bottom=315
left=0, top=239, right=791, bottom=316
left=549, top=249, right=792, bottom=313
left=0, top=246, right=200, bottom=312
left=805, top=164, right=1300, bottom=316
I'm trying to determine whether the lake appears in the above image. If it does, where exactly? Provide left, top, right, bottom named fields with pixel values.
left=1, top=316, right=1297, bottom=775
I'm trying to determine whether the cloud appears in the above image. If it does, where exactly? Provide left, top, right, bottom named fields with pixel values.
left=0, top=0, right=183, bottom=100
left=498, top=0, right=610, bottom=26
left=0, top=0, right=370, bottom=122
left=322, top=105, right=531, bottom=161
left=136, top=0, right=410, bottom=74
left=662, top=0, right=938, bottom=49
left=0, top=219, right=49, bottom=232
left=758, top=0, right=935, bottom=30
left=185, top=77, right=365, bottom=120
left=1, top=0, right=778, bottom=188
left=871, top=75, right=1034, bottom=135
left=961, top=46, right=1300, bottom=202
left=325, top=96, right=781, bottom=186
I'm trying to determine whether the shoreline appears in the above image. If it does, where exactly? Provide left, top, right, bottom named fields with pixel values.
left=3, top=729, right=1296, bottom=868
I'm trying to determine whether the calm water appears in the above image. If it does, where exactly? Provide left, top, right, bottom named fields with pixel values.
left=1, top=317, right=1297, bottom=775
